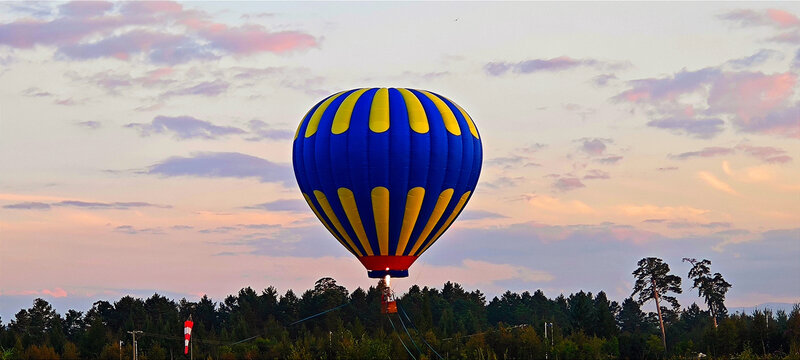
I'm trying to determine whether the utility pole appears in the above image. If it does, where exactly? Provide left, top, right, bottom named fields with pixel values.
left=544, top=322, right=548, bottom=360
left=127, top=330, right=143, bottom=360
left=119, top=340, right=122, bottom=360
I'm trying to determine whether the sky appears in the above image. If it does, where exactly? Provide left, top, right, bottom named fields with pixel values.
left=1, top=1, right=799, bottom=321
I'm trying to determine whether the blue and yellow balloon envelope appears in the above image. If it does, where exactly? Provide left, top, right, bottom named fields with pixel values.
left=292, top=88, right=482, bottom=278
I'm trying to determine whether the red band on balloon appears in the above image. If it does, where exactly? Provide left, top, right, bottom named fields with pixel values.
left=358, top=256, right=418, bottom=271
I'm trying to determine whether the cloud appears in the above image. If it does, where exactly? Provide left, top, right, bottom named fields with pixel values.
left=707, top=71, right=797, bottom=137
left=54, top=200, right=169, bottom=209
left=484, top=176, right=525, bottom=189
left=417, top=259, right=555, bottom=287
left=0, top=1, right=318, bottom=64
left=1, top=287, right=68, bottom=298
left=579, top=138, right=611, bottom=155
left=125, top=115, right=245, bottom=140
left=670, top=144, right=792, bottom=163
left=657, top=166, right=678, bottom=171
left=114, top=225, right=165, bottom=235
left=646, top=117, right=725, bottom=138
left=614, top=67, right=720, bottom=103
left=554, top=177, right=585, bottom=192
left=485, top=56, right=623, bottom=76
left=720, top=9, right=800, bottom=29
left=666, top=220, right=732, bottom=229
left=726, top=49, right=783, bottom=69
left=245, top=199, right=308, bottom=212
left=670, top=146, right=735, bottom=160
left=458, top=210, right=508, bottom=221
left=161, top=80, right=230, bottom=98
left=583, top=169, right=610, bottom=180
left=76, top=120, right=101, bottom=129
left=22, top=87, right=53, bottom=97
left=736, top=144, right=793, bottom=164
left=592, top=73, right=617, bottom=87
left=3, top=200, right=167, bottom=210
left=595, top=156, right=623, bottom=164
left=245, top=120, right=294, bottom=141
left=615, top=66, right=798, bottom=139
left=617, top=204, right=709, bottom=220
left=146, top=152, right=294, bottom=186
left=3, top=202, right=51, bottom=210
left=526, top=194, right=594, bottom=215
left=734, top=103, right=800, bottom=139
left=698, top=171, right=738, bottom=195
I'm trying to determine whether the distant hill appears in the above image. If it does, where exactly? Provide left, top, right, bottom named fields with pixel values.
left=729, top=302, right=799, bottom=315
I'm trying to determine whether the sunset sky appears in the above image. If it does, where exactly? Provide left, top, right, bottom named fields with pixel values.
left=1, top=2, right=799, bottom=320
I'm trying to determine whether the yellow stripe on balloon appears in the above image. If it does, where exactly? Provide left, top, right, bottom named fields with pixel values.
left=395, top=187, right=425, bottom=255
left=397, top=88, right=429, bottom=134
left=332, top=88, right=370, bottom=135
left=371, top=187, right=390, bottom=255
left=452, top=102, right=479, bottom=139
left=337, top=188, right=374, bottom=256
left=408, top=188, right=454, bottom=255
left=305, top=91, right=346, bottom=138
left=303, top=193, right=354, bottom=256
left=417, top=191, right=471, bottom=256
left=369, top=88, right=390, bottom=133
left=294, top=107, right=313, bottom=140
left=419, top=90, right=461, bottom=136
left=313, top=190, right=363, bottom=257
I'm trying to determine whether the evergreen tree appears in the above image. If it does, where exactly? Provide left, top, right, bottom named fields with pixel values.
left=684, top=258, right=731, bottom=328
left=632, top=257, right=682, bottom=351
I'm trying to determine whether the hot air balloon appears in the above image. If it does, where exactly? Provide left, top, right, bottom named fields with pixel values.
left=292, top=88, right=482, bottom=311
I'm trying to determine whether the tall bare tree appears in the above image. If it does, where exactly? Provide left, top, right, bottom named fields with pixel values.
left=683, top=258, right=731, bottom=328
left=632, top=257, right=682, bottom=351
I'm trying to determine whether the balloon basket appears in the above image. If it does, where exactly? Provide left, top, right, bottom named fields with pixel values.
left=380, top=274, right=398, bottom=314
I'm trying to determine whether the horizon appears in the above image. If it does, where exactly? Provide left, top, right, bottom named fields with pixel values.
left=1, top=2, right=799, bottom=323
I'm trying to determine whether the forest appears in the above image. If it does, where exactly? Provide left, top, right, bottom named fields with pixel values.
left=2, top=257, right=799, bottom=360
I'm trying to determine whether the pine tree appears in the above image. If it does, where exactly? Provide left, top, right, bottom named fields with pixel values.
left=632, top=257, right=682, bottom=351
left=684, top=258, right=731, bottom=328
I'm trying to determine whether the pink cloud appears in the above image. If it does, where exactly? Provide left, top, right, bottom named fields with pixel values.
left=42, top=288, right=68, bottom=297
left=736, top=144, right=793, bottom=164
left=1, top=288, right=68, bottom=298
left=708, top=72, right=798, bottom=137
left=721, top=9, right=800, bottom=29
left=614, top=67, right=720, bottom=104
left=767, top=9, right=800, bottom=27
left=0, top=1, right=318, bottom=64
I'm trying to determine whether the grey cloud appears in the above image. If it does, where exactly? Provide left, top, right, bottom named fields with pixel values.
left=458, top=210, right=508, bottom=221
left=77, top=120, right=101, bottom=129
left=595, top=156, right=623, bottom=164
left=736, top=144, right=793, bottom=164
left=554, top=177, right=585, bottom=192
left=727, top=49, right=783, bottom=69
left=3, top=202, right=51, bottom=210
left=160, top=80, right=230, bottom=98
left=485, top=56, right=624, bottom=76
left=245, top=120, right=294, bottom=141
left=583, top=169, right=610, bottom=180
left=146, top=152, right=294, bottom=186
left=126, top=115, right=245, bottom=140
left=4, top=200, right=167, bottom=210
left=646, top=117, right=725, bottom=139
left=669, top=146, right=734, bottom=160
left=579, top=138, right=612, bottom=155
left=245, top=199, right=308, bottom=212
left=54, top=200, right=170, bottom=209
left=114, top=225, right=164, bottom=235
left=592, top=73, right=617, bottom=87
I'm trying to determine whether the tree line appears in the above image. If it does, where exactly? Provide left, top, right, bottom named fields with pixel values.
left=1, top=257, right=798, bottom=359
